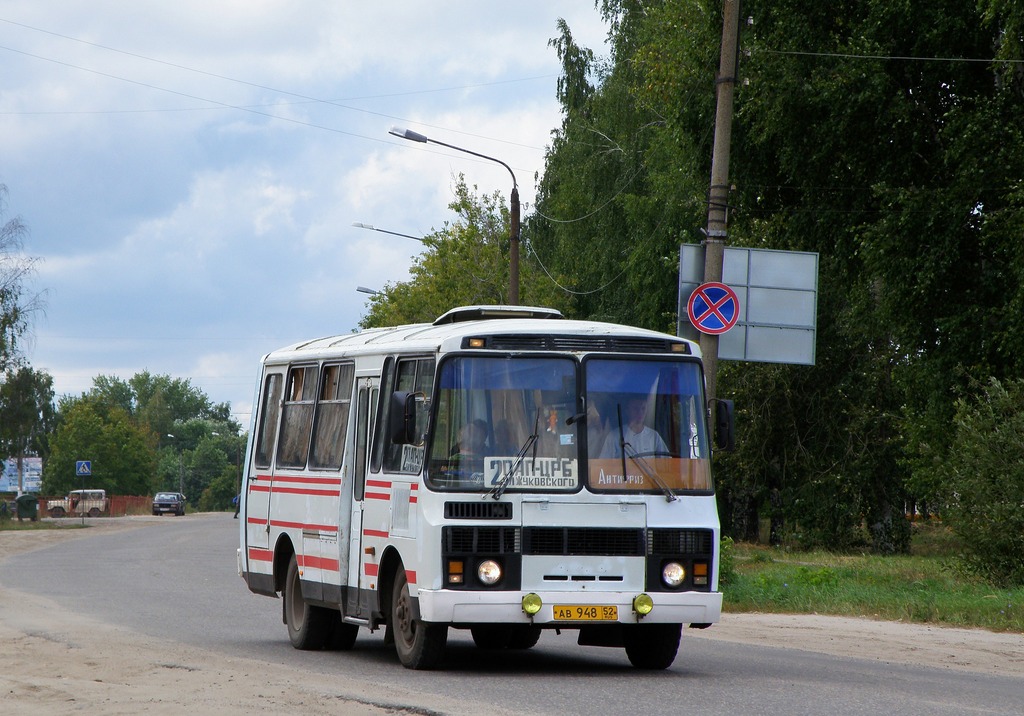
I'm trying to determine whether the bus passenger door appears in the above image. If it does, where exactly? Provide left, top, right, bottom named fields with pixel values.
left=346, top=378, right=377, bottom=618
left=246, top=370, right=284, bottom=555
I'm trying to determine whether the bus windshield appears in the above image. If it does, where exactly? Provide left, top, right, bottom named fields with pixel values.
left=426, top=355, right=579, bottom=492
left=425, top=354, right=712, bottom=494
left=584, top=357, right=711, bottom=493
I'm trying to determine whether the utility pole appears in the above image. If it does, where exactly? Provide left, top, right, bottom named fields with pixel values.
left=700, top=0, right=742, bottom=405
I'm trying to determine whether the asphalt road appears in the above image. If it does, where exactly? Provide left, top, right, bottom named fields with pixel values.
left=2, top=513, right=1021, bottom=716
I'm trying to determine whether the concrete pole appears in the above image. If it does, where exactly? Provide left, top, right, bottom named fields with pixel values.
left=700, top=0, right=742, bottom=404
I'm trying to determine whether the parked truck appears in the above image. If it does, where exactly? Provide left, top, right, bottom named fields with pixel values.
left=47, top=489, right=109, bottom=518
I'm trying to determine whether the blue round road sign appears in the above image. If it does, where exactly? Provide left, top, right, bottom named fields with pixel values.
left=687, top=282, right=740, bottom=335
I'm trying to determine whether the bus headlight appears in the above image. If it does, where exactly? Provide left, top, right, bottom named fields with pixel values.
left=662, top=561, right=686, bottom=587
left=477, top=559, right=503, bottom=586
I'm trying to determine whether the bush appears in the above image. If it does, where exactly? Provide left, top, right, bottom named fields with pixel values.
left=941, top=377, right=1024, bottom=586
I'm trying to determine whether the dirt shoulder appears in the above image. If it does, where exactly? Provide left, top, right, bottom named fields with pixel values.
left=1, top=518, right=1021, bottom=715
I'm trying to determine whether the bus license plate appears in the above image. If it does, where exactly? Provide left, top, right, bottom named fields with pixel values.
left=553, top=605, right=618, bottom=621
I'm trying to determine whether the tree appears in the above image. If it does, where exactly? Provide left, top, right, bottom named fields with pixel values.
left=360, top=177, right=570, bottom=328
left=0, top=366, right=55, bottom=488
left=42, top=397, right=155, bottom=496
left=534, top=0, right=1024, bottom=553
left=941, top=377, right=1024, bottom=585
left=1, top=185, right=43, bottom=375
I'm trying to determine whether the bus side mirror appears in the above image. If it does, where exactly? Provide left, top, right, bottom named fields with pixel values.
left=390, top=391, right=426, bottom=446
left=712, top=398, right=735, bottom=452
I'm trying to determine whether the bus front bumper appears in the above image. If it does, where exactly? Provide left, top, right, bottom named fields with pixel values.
left=417, top=588, right=722, bottom=626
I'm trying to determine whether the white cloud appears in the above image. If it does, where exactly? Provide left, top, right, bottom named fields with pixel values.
left=3, top=2, right=610, bottom=415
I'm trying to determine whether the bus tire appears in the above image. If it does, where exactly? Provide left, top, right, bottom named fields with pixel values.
left=471, top=625, right=511, bottom=650
left=623, top=623, right=681, bottom=670
left=471, top=625, right=541, bottom=650
left=284, top=555, right=330, bottom=650
left=507, top=626, right=542, bottom=650
left=326, top=612, right=359, bottom=651
left=391, top=567, right=447, bottom=669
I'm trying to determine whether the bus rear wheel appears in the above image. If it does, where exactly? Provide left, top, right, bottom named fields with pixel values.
left=391, top=567, right=447, bottom=669
left=623, top=623, right=681, bottom=670
left=284, top=555, right=331, bottom=650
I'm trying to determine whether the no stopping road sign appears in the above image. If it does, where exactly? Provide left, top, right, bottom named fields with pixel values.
left=687, top=282, right=740, bottom=335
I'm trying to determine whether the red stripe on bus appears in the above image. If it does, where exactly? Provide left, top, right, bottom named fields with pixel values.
left=246, top=517, right=267, bottom=525
left=269, top=475, right=341, bottom=485
left=365, top=492, right=389, bottom=501
left=366, top=479, right=391, bottom=488
left=299, top=555, right=340, bottom=572
left=407, top=570, right=417, bottom=585
left=269, top=486, right=340, bottom=497
left=364, top=563, right=379, bottom=577
left=363, top=529, right=388, bottom=538
left=248, top=548, right=273, bottom=563
left=270, top=520, right=339, bottom=532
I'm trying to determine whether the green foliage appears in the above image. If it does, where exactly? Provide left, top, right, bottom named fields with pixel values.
left=44, top=372, right=243, bottom=501
left=718, top=535, right=736, bottom=586
left=198, top=466, right=239, bottom=512
left=360, top=177, right=570, bottom=328
left=0, top=365, right=54, bottom=462
left=42, top=398, right=156, bottom=496
left=532, top=0, right=1024, bottom=555
left=939, top=378, right=1024, bottom=586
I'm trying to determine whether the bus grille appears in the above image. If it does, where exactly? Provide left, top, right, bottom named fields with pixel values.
left=444, top=501, right=513, bottom=520
left=648, top=529, right=714, bottom=555
left=523, top=528, right=645, bottom=556
left=444, top=526, right=521, bottom=554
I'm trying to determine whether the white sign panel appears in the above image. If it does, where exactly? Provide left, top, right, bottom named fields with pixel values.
left=678, top=244, right=818, bottom=365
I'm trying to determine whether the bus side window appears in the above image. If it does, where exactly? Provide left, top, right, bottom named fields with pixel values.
left=277, top=365, right=318, bottom=468
left=370, top=358, right=395, bottom=473
left=254, top=373, right=283, bottom=469
left=372, top=356, right=435, bottom=473
left=354, top=386, right=370, bottom=501
left=309, top=363, right=354, bottom=470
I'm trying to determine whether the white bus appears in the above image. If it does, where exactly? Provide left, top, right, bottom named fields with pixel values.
left=238, top=305, right=733, bottom=670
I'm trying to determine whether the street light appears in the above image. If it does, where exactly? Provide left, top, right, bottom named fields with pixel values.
left=388, top=126, right=520, bottom=305
left=351, top=222, right=426, bottom=243
left=356, top=286, right=379, bottom=295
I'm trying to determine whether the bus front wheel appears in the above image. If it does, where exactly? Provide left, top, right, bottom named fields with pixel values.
left=623, top=623, right=681, bottom=670
left=284, top=555, right=331, bottom=650
left=391, top=567, right=447, bottom=669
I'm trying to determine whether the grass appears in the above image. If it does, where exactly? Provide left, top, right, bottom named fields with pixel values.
left=0, top=518, right=86, bottom=532
left=723, top=521, right=1024, bottom=633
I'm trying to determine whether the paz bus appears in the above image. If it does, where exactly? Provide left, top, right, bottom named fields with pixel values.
left=238, top=305, right=733, bottom=670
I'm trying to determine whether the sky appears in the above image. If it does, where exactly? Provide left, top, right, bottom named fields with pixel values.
left=0, top=2, right=610, bottom=428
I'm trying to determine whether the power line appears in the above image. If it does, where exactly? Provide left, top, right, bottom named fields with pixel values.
left=763, top=49, right=1024, bottom=64
left=0, top=16, right=554, bottom=151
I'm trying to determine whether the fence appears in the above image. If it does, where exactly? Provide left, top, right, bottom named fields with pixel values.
left=3, top=495, right=155, bottom=518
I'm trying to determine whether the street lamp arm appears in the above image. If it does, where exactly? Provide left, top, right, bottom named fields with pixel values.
left=388, top=125, right=520, bottom=305
left=351, top=222, right=425, bottom=243
left=389, top=126, right=517, bottom=189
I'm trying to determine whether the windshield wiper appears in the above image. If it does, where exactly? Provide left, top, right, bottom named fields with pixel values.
left=622, top=442, right=678, bottom=503
left=613, top=403, right=677, bottom=503
left=487, top=409, right=540, bottom=500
